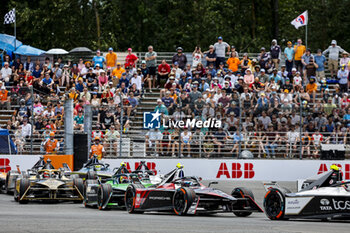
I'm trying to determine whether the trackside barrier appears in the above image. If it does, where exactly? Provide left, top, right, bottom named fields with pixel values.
left=1, top=155, right=350, bottom=181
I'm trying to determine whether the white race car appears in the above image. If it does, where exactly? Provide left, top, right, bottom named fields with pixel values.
left=263, top=165, right=350, bottom=220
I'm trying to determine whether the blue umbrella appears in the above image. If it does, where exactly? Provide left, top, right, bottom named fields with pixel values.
left=14, top=45, right=46, bottom=56
left=0, top=33, right=22, bottom=51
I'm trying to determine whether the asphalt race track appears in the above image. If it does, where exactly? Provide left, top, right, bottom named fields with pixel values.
left=1, top=181, right=349, bottom=233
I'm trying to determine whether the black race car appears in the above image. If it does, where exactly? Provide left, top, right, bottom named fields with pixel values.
left=125, top=164, right=263, bottom=216
left=263, top=165, right=350, bottom=220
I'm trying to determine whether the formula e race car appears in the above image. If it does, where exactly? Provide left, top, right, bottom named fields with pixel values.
left=84, top=161, right=162, bottom=209
left=14, top=159, right=84, bottom=204
left=3, top=156, right=48, bottom=194
left=70, top=155, right=114, bottom=181
left=263, top=165, right=350, bottom=220
left=124, top=164, right=263, bottom=216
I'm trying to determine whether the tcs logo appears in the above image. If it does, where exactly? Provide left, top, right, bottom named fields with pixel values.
left=0, top=158, right=11, bottom=172
left=216, top=163, right=255, bottom=179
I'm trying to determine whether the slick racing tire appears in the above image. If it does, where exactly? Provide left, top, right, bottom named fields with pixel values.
left=5, top=170, right=18, bottom=194
left=125, top=184, right=145, bottom=214
left=231, top=187, right=255, bottom=217
left=21, top=171, right=29, bottom=179
left=173, top=187, right=196, bottom=216
left=70, top=174, right=79, bottom=180
left=98, top=183, right=112, bottom=210
left=84, top=179, right=98, bottom=208
left=18, top=178, right=30, bottom=204
left=264, top=188, right=289, bottom=220
left=86, top=171, right=97, bottom=180
left=73, top=178, right=84, bottom=203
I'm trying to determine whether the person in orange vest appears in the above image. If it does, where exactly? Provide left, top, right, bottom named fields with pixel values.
left=90, top=136, right=105, bottom=160
left=44, top=132, right=59, bottom=154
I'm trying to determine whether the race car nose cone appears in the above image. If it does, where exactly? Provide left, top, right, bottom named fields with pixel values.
left=41, top=179, right=65, bottom=190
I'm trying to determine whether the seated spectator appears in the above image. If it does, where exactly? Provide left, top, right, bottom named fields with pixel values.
left=0, top=86, right=10, bottom=110
left=145, top=128, right=162, bottom=156
left=213, top=128, right=227, bottom=154
left=180, top=128, right=192, bottom=157
left=104, top=125, right=120, bottom=156
left=264, top=124, right=279, bottom=158
left=74, top=110, right=84, bottom=130
left=305, top=77, right=317, bottom=102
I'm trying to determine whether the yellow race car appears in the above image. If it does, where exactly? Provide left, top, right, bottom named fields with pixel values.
left=14, top=159, right=84, bottom=204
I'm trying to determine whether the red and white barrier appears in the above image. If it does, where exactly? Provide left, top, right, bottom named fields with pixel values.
left=1, top=155, right=349, bottom=181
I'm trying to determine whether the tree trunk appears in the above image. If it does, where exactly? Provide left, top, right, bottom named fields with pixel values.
left=93, top=0, right=101, bottom=49
left=271, top=0, right=279, bottom=40
left=251, top=0, right=256, bottom=39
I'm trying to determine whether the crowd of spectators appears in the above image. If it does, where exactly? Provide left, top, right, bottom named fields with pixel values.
left=146, top=37, right=350, bottom=158
left=1, top=37, right=349, bottom=158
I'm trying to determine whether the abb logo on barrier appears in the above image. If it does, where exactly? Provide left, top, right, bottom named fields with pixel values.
left=123, top=162, right=157, bottom=175
left=216, top=163, right=255, bottom=179
left=318, top=163, right=350, bottom=180
left=0, top=158, right=11, bottom=172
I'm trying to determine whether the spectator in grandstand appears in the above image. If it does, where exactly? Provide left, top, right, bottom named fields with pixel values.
left=106, top=47, right=117, bottom=69
left=306, top=77, right=317, bottom=103
left=0, top=86, right=10, bottom=110
left=145, top=128, right=162, bottom=157
left=154, top=99, right=168, bottom=115
left=74, top=110, right=84, bottom=130
left=157, top=60, right=171, bottom=88
left=323, top=40, right=346, bottom=79
left=264, top=124, right=279, bottom=159
left=337, top=64, right=349, bottom=93
left=203, top=132, right=214, bottom=158
left=283, top=41, right=294, bottom=73
left=270, top=39, right=281, bottom=69
left=314, top=49, right=327, bottom=81
left=312, top=129, right=323, bottom=158
left=192, top=46, right=204, bottom=69
left=44, top=132, right=59, bottom=154
left=125, top=48, right=138, bottom=68
left=104, top=125, right=120, bottom=156
left=257, top=47, right=270, bottom=71
left=294, top=38, right=306, bottom=73
left=243, top=69, right=254, bottom=86
left=21, top=118, right=32, bottom=138
left=213, top=36, right=230, bottom=68
left=143, top=45, right=157, bottom=88
left=301, top=131, right=312, bottom=159
left=92, top=50, right=106, bottom=68
left=172, top=47, right=187, bottom=70
left=286, top=124, right=299, bottom=158
left=226, top=52, right=240, bottom=74
left=180, top=128, right=192, bottom=157
left=213, top=127, right=227, bottom=155
left=340, top=51, right=350, bottom=70
left=1, top=62, right=12, bottom=86
left=205, top=45, right=217, bottom=67
left=230, top=128, right=244, bottom=156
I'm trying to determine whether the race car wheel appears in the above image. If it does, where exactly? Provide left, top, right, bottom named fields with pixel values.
left=231, top=187, right=254, bottom=217
left=263, top=188, right=286, bottom=220
left=5, top=170, right=18, bottom=194
left=98, top=183, right=112, bottom=210
left=173, top=187, right=196, bottom=216
left=70, top=174, right=79, bottom=180
left=125, top=184, right=145, bottom=214
left=87, top=171, right=97, bottom=180
left=18, top=178, right=30, bottom=204
left=84, top=179, right=99, bottom=208
left=21, top=171, right=29, bottom=179
left=73, top=178, right=84, bottom=203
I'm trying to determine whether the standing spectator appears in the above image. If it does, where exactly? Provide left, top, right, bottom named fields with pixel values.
left=106, top=47, right=117, bottom=69
left=314, top=49, right=327, bottom=81
left=258, top=47, right=270, bottom=70
left=213, top=36, right=230, bottom=68
left=338, top=65, right=349, bottom=93
left=301, top=48, right=314, bottom=78
left=192, top=46, right=204, bottom=69
left=226, top=52, right=240, bottom=73
left=305, top=57, right=318, bottom=80
left=172, top=47, right=187, bottom=70
left=145, top=45, right=157, bottom=88
left=293, top=38, right=306, bottom=73
left=284, top=41, right=294, bottom=73
left=340, top=51, right=350, bottom=70
left=205, top=45, right=217, bottom=67
left=270, top=39, right=281, bottom=69
left=125, top=48, right=139, bottom=68
left=323, top=40, right=346, bottom=79
left=157, top=60, right=171, bottom=87
left=0, top=86, right=10, bottom=110
left=90, top=137, right=105, bottom=160
left=24, top=56, right=34, bottom=72
left=44, top=132, right=60, bottom=154
left=92, top=50, right=106, bottom=68
left=21, top=118, right=32, bottom=138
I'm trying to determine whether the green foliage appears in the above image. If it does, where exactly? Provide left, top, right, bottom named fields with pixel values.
left=1, top=0, right=349, bottom=52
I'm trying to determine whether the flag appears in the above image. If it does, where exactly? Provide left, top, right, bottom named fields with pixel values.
left=291, top=10, right=308, bottom=29
left=4, top=8, right=15, bottom=24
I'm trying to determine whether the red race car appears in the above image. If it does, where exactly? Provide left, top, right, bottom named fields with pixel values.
left=125, top=164, right=263, bottom=216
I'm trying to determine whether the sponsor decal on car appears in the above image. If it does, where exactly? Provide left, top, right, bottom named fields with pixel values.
left=285, top=197, right=313, bottom=215
left=332, top=199, right=350, bottom=210
left=319, top=198, right=332, bottom=211
left=149, top=196, right=171, bottom=201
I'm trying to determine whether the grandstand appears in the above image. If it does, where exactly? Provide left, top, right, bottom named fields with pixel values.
left=0, top=49, right=349, bottom=159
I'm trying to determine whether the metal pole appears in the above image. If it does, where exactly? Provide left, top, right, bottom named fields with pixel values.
left=30, top=86, right=34, bottom=154
left=305, top=24, right=308, bottom=50
left=14, top=9, right=16, bottom=51
left=298, top=93, right=302, bottom=160
left=238, top=98, right=242, bottom=158
left=119, top=93, right=123, bottom=157
left=84, top=105, right=92, bottom=160
left=64, top=99, right=74, bottom=155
